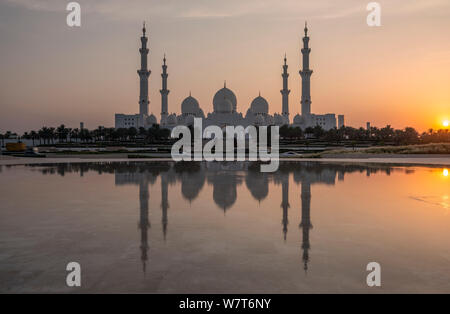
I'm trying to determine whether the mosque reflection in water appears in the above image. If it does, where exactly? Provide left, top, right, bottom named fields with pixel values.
left=33, top=161, right=400, bottom=274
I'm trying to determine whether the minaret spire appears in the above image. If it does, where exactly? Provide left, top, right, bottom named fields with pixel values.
left=138, top=22, right=151, bottom=119
left=300, top=21, right=312, bottom=117
left=281, top=54, right=290, bottom=123
left=160, top=54, right=169, bottom=125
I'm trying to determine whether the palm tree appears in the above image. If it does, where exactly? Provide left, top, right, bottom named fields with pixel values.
left=70, top=128, right=79, bottom=143
left=30, top=131, right=37, bottom=146
left=49, top=127, right=56, bottom=144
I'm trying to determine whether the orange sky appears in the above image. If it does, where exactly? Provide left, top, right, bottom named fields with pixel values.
left=0, top=0, right=449, bottom=133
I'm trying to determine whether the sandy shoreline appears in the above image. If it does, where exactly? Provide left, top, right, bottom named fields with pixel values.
left=1, top=154, right=449, bottom=167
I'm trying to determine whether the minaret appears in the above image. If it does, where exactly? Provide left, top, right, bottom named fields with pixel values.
left=160, top=54, right=169, bottom=125
left=138, top=22, right=151, bottom=117
left=281, top=54, right=290, bottom=123
left=281, top=173, right=290, bottom=241
left=300, top=22, right=313, bottom=116
left=299, top=181, right=313, bottom=273
left=138, top=180, right=150, bottom=274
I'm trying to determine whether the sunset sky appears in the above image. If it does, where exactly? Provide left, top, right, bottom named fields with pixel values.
left=0, top=0, right=449, bottom=133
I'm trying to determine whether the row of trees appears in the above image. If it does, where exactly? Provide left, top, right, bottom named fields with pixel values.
left=0, top=124, right=171, bottom=146
left=1, top=124, right=449, bottom=146
left=279, top=125, right=449, bottom=145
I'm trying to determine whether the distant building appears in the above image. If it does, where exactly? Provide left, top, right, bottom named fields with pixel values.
left=366, top=122, right=371, bottom=131
left=338, top=115, right=345, bottom=129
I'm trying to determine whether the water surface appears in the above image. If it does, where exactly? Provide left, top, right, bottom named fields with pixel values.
left=0, top=161, right=449, bottom=293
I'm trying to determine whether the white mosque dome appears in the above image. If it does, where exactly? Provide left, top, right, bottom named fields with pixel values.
left=167, top=114, right=177, bottom=125
left=146, top=114, right=157, bottom=125
left=181, top=95, right=200, bottom=114
left=216, top=97, right=233, bottom=113
left=213, top=85, right=237, bottom=112
left=250, top=95, right=269, bottom=114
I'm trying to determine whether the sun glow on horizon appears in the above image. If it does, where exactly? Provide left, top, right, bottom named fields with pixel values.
left=444, top=169, right=449, bottom=177
left=443, top=120, right=449, bottom=128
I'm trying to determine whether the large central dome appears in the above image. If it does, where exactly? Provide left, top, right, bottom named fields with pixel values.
left=213, top=83, right=237, bottom=113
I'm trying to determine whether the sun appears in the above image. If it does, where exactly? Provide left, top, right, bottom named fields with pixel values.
left=444, top=120, right=449, bottom=127
left=444, top=169, right=449, bottom=177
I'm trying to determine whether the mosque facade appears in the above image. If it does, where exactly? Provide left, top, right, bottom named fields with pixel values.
left=114, top=23, right=343, bottom=131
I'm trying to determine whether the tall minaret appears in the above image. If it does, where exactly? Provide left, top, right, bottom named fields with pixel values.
left=160, top=54, right=169, bottom=125
left=138, top=22, right=151, bottom=117
left=300, top=22, right=313, bottom=116
left=281, top=54, right=290, bottom=123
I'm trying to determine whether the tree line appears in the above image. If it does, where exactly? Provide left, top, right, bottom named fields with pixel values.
left=0, top=124, right=170, bottom=146
left=0, top=124, right=449, bottom=147
left=279, top=125, right=449, bottom=145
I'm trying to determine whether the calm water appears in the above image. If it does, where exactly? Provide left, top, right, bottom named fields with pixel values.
left=0, top=161, right=449, bottom=293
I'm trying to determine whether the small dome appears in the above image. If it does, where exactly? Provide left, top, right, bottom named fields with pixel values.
left=274, top=114, right=284, bottom=125
left=213, top=85, right=237, bottom=112
left=181, top=96, right=200, bottom=114
left=216, top=97, right=233, bottom=113
left=293, top=114, right=303, bottom=124
left=250, top=95, right=269, bottom=114
left=146, top=114, right=157, bottom=125
left=167, top=114, right=177, bottom=125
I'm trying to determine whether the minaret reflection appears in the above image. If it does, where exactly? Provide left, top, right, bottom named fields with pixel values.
left=31, top=161, right=399, bottom=275
left=114, top=162, right=168, bottom=274
left=292, top=162, right=337, bottom=273
left=299, top=181, right=312, bottom=273
left=281, top=174, right=290, bottom=242
left=160, top=172, right=169, bottom=241
left=139, top=180, right=150, bottom=273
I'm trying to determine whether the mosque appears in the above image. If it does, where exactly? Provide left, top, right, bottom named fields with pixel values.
left=115, top=23, right=344, bottom=131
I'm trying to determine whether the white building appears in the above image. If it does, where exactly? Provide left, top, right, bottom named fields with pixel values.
left=115, top=22, right=343, bottom=132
